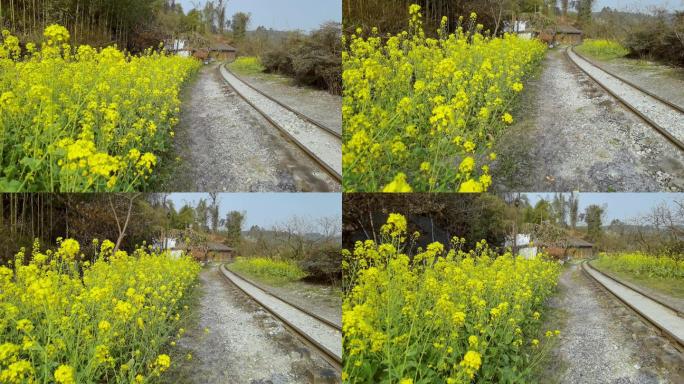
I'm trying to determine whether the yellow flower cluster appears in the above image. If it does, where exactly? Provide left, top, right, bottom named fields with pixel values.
left=342, top=4, right=546, bottom=192
left=0, top=239, right=200, bottom=383
left=342, top=214, right=561, bottom=383
left=0, top=25, right=200, bottom=192
left=594, top=252, right=684, bottom=279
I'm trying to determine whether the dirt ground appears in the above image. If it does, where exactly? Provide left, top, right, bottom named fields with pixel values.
left=538, top=264, right=684, bottom=383
left=168, top=266, right=339, bottom=384
left=494, top=48, right=684, bottom=192
left=166, top=64, right=338, bottom=192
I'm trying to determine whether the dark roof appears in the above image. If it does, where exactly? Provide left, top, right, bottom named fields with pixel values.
left=207, top=242, right=234, bottom=252
left=211, top=43, right=236, bottom=52
left=556, top=25, right=583, bottom=34
left=566, top=237, right=593, bottom=248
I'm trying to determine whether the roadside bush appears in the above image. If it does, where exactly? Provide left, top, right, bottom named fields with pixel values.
left=228, top=56, right=265, bottom=75
left=229, top=257, right=307, bottom=284
left=623, top=11, right=684, bottom=66
left=261, top=22, right=342, bottom=94
left=300, top=246, right=342, bottom=283
left=576, top=39, right=629, bottom=60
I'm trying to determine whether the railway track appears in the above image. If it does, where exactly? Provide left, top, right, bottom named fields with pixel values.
left=565, top=46, right=684, bottom=152
left=218, top=64, right=342, bottom=183
left=219, top=264, right=343, bottom=372
left=581, top=261, right=684, bottom=352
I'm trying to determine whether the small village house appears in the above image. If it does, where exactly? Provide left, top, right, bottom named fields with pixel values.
left=164, top=39, right=192, bottom=57
left=155, top=237, right=235, bottom=262
left=209, top=43, right=237, bottom=61
left=503, top=20, right=536, bottom=40
left=553, top=25, right=583, bottom=45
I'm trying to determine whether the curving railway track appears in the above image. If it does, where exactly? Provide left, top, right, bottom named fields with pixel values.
left=582, top=261, right=684, bottom=352
left=218, top=64, right=342, bottom=183
left=219, top=264, right=343, bottom=372
left=565, top=46, right=684, bottom=152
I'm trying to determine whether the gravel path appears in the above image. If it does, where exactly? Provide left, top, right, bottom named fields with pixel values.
left=171, top=64, right=338, bottom=192
left=494, top=48, right=684, bottom=192
left=568, top=48, right=684, bottom=142
left=219, top=65, right=342, bottom=178
left=220, top=265, right=342, bottom=361
left=226, top=70, right=342, bottom=134
left=171, top=266, right=340, bottom=384
left=544, top=264, right=684, bottom=383
left=583, top=262, right=684, bottom=344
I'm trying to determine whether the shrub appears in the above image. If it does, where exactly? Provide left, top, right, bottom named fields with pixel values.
left=342, top=214, right=562, bottom=383
left=228, top=56, right=265, bottom=75
left=300, top=246, right=342, bottom=283
left=576, top=39, right=629, bottom=60
left=0, top=239, right=200, bottom=383
left=229, top=257, right=307, bottom=284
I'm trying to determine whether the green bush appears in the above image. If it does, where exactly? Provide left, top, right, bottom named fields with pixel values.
left=228, top=257, right=307, bottom=284
left=576, top=39, right=629, bottom=60
left=228, top=56, right=265, bottom=75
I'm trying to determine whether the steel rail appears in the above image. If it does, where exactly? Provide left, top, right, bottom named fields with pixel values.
left=564, top=47, right=684, bottom=152
left=571, top=47, right=684, bottom=114
left=217, top=64, right=342, bottom=183
left=223, top=65, right=342, bottom=139
left=581, top=261, right=684, bottom=352
left=218, top=264, right=343, bottom=372
left=226, top=266, right=342, bottom=331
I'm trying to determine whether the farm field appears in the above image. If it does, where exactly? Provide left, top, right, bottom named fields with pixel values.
left=342, top=214, right=562, bottom=383
left=0, top=239, right=200, bottom=383
left=0, top=192, right=344, bottom=384
left=342, top=5, right=545, bottom=192
left=0, top=26, right=200, bottom=192
left=592, top=253, right=684, bottom=300
left=342, top=193, right=684, bottom=383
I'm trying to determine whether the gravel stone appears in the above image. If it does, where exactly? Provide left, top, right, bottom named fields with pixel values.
left=219, top=65, right=341, bottom=177
left=171, top=64, right=338, bottom=192
left=494, top=48, right=684, bottom=192
left=173, top=266, right=339, bottom=384
left=220, top=266, right=342, bottom=361
left=546, top=265, right=684, bottom=383
left=568, top=48, right=684, bottom=142
left=228, top=71, right=342, bottom=135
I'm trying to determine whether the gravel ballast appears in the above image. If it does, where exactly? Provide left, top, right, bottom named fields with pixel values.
left=170, top=64, right=338, bottom=192
left=568, top=48, right=684, bottom=142
left=494, top=48, right=684, bottom=192
left=172, top=266, right=339, bottom=384
left=543, top=264, right=684, bottom=383
left=219, top=65, right=342, bottom=177
left=220, top=265, right=342, bottom=361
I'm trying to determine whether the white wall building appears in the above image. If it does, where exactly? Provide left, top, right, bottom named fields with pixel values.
left=505, top=233, right=538, bottom=259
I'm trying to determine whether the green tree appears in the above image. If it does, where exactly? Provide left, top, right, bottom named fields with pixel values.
left=231, top=11, right=250, bottom=39
left=585, top=204, right=605, bottom=242
left=224, top=211, right=245, bottom=246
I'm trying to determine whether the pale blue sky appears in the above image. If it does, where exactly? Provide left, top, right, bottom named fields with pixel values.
left=178, top=0, right=341, bottom=31
left=525, top=193, right=683, bottom=223
left=595, top=0, right=684, bottom=11
left=167, top=193, right=341, bottom=229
